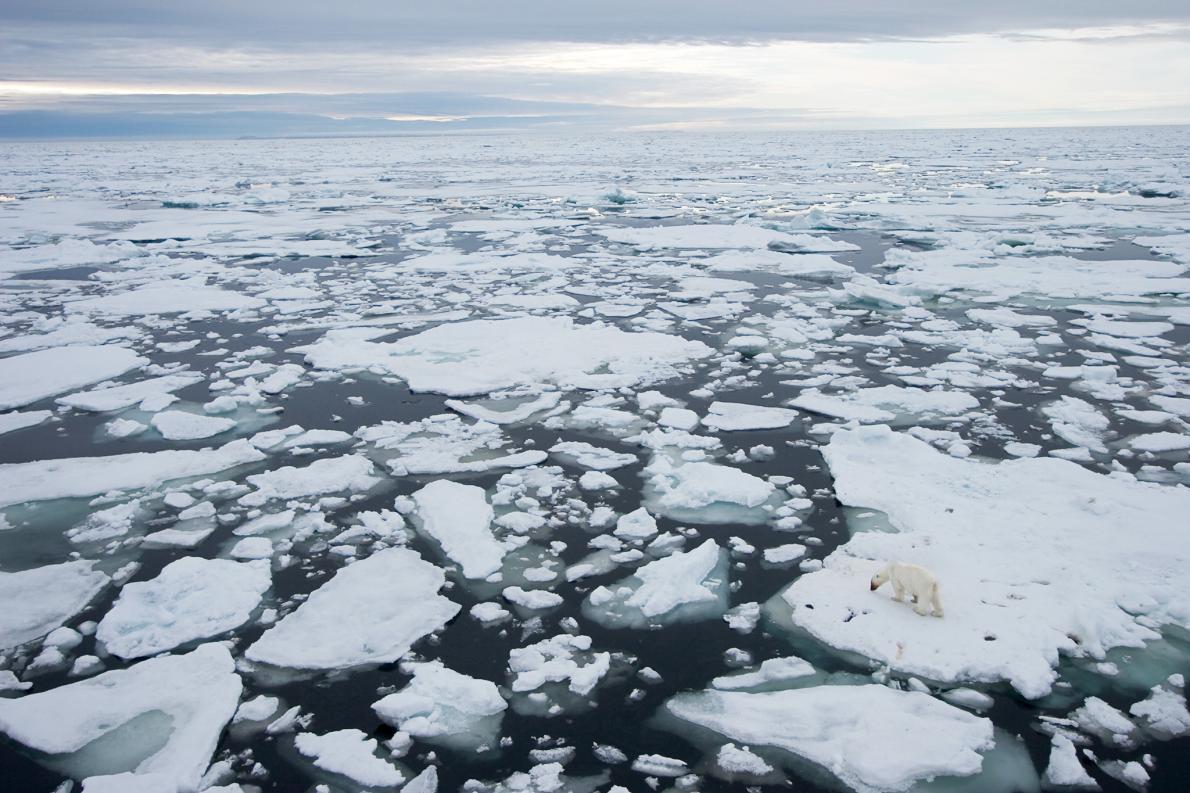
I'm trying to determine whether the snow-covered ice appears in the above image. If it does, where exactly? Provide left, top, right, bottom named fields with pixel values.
left=246, top=548, right=458, bottom=669
left=0, top=345, right=146, bottom=410
left=664, top=685, right=994, bottom=793
left=412, top=479, right=505, bottom=579
left=0, top=561, right=110, bottom=649
left=778, top=425, right=1190, bottom=698
left=96, top=558, right=270, bottom=659
left=0, top=644, right=241, bottom=792
left=296, top=316, right=711, bottom=396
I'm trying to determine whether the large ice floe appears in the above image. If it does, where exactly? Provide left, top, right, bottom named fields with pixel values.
left=0, top=560, right=110, bottom=649
left=777, top=425, right=1190, bottom=698
left=411, top=479, right=505, bottom=579
left=663, top=685, right=994, bottom=793
left=0, top=644, right=241, bottom=792
left=96, top=558, right=270, bottom=659
left=246, top=548, right=458, bottom=670
left=295, top=316, right=712, bottom=395
left=0, top=440, right=265, bottom=508
left=0, top=345, right=146, bottom=409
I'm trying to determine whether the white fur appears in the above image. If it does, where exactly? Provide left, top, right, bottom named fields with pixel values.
left=870, top=562, right=944, bottom=617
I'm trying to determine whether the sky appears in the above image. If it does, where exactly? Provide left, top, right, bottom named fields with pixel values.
left=2, top=1, right=1189, bottom=138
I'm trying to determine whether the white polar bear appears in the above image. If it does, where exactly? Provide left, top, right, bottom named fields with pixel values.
left=870, top=562, right=944, bottom=617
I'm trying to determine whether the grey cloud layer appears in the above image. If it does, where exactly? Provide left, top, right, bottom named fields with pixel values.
left=5, top=0, right=1190, bottom=47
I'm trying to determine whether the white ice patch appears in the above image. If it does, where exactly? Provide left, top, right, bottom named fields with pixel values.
left=548, top=441, right=637, bottom=471
left=58, top=373, right=205, bottom=413
left=412, top=479, right=505, bottom=579
left=508, top=635, right=611, bottom=698
left=372, top=661, right=507, bottom=749
left=583, top=539, right=728, bottom=628
left=643, top=456, right=776, bottom=523
left=293, top=729, right=404, bottom=788
left=151, top=410, right=237, bottom=441
left=0, top=644, right=241, bottom=792
left=702, top=401, right=798, bottom=431
left=0, top=440, right=265, bottom=508
left=790, top=385, right=979, bottom=424
left=358, top=414, right=548, bottom=475
left=665, top=685, right=993, bottom=793
left=69, top=281, right=266, bottom=317
left=0, top=560, right=110, bottom=650
left=239, top=454, right=380, bottom=506
left=96, top=558, right=270, bottom=659
left=600, top=224, right=851, bottom=251
left=295, top=316, right=711, bottom=396
left=0, top=345, right=146, bottom=410
left=246, top=548, right=458, bottom=670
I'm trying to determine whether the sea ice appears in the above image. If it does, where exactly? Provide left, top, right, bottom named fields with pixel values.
left=0, top=560, right=110, bottom=649
left=151, top=410, right=237, bottom=441
left=293, top=729, right=404, bottom=788
left=240, top=454, right=380, bottom=506
left=69, top=281, right=266, bottom=317
left=296, top=316, right=711, bottom=396
left=780, top=425, right=1190, bottom=698
left=584, top=539, right=728, bottom=628
left=0, top=440, right=265, bottom=508
left=372, top=661, right=507, bottom=749
left=0, top=644, right=241, bottom=792
left=0, top=345, right=146, bottom=410
left=665, top=685, right=994, bottom=793
left=96, top=558, right=270, bottom=659
left=246, top=548, right=458, bottom=669
left=702, top=401, right=798, bottom=431
left=412, top=479, right=505, bottom=579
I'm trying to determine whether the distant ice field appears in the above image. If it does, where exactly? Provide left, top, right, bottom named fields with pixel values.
left=0, top=127, right=1188, bottom=793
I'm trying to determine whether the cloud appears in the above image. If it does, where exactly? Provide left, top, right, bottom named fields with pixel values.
left=1, top=3, right=1188, bottom=135
left=4, top=1, right=1189, bottom=47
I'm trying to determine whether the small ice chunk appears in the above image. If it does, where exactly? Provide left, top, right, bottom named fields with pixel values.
left=702, top=401, right=797, bottom=431
left=229, top=537, right=274, bottom=560
left=631, top=754, right=690, bottom=777
left=508, top=634, right=610, bottom=697
left=579, top=471, right=619, bottom=491
left=503, top=586, right=564, bottom=610
left=763, top=543, right=807, bottom=564
left=710, top=656, right=816, bottom=690
left=717, top=743, right=774, bottom=775
left=1043, top=735, right=1098, bottom=790
left=372, top=661, right=507, bottom=744
left=614, top=507, right=658, bottom=540
left=151, top=410, right=237, bottom=441
left=293, top=728, right=404, bottom=788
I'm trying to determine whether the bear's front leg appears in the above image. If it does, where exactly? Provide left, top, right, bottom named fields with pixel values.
left=892, top=582, right=906, bottom=602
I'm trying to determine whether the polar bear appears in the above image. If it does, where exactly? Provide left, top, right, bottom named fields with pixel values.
left=870, top=562, right=944, bottom=617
